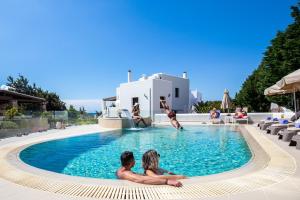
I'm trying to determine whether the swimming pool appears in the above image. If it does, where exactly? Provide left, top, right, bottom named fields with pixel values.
left=20, top=126, right=252, bottom=179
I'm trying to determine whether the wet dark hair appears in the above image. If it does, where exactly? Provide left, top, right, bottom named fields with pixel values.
left=120, top=151, right=134, bottom=167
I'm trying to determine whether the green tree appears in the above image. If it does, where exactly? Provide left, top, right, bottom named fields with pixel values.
left=235, top=3, right=300, bottom=111
left=193, top=101, right=222, bottom=113
left=68, top=105, right=79, bottom=119
left=6, top=74, right=66, bottom=111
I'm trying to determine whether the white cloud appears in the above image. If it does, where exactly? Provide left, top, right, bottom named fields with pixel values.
left=64, top=99, right=101, bottom=113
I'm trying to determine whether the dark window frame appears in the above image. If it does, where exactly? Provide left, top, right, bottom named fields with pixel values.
left=132, top=97, right=139, bottom=106
left=160, top=96, right=166, bottom=108
left=175, top=88, right=179, bottom=98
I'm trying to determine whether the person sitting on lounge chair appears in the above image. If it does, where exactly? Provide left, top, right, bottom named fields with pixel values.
left=234, top=107, right=247, bottom=118
left=160, top=100, right=183, bottom=130
left=233, top=107, right=248, bottom=124
left=132, top=103, right=147, bottom=127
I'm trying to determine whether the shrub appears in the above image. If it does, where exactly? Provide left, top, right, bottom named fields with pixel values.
left=4, top=107, right=20, bottom=119
left=0, top=121, right=19, bottom=129
left=41, top=111, right=53, bottom=119
left=75, top=118, right=98, bottom=125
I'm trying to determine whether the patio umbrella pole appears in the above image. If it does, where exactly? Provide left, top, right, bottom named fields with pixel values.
left=294, top=89, right=297, bottom=117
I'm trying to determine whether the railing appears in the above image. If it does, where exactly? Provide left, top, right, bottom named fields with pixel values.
left=154, top=112, right=295, bottom=124
left=0, top=110, right=99, bottom=139
left=103, top=107, right=151, bottom=118
left=0, top=118, right=49, bottom=139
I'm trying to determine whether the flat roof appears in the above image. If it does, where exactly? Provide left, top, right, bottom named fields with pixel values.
left=102, top=96, right=116, bottom=101
left=0, top=89, right=46, bottom=103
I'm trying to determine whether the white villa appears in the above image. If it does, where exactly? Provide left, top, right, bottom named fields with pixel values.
left=102, top=70, right=201, bottom=119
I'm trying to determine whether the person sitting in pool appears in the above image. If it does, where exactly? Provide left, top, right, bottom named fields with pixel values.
left=160, top=100, right=183, bottom=129
left=132, top=103, right=147, bottom=127
left=116, top=151, right=182, bottom=187
left=142, top=149, right=186, bottom=180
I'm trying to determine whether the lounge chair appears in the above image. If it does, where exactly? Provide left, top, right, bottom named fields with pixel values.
left=233, top=115, right=248, bottom=124
left=278, top=127, right=300, bottom=142
left=260, top=120, right=279, bottom=130
left=267, top=119, right=294, bottom=135
left=233, top=107, right=248, bottom=124
left=275, top=112, right=300, bottom=138
left=258, top=116, right=273, bottom=127
left=261, top=112, right=300, bottom=131
left=257, top=117, right=278, bottom=129
left=289, top=133, right=300, bottom=149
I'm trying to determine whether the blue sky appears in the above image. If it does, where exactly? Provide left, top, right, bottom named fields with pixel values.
left=0, top=0, right=297, bottom=111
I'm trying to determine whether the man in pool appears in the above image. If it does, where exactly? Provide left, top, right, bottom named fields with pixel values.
left=116, top=151, right=182, bottom=187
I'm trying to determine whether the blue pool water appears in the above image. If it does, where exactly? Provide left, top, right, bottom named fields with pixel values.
left=20, top=126, right=252, bottom=179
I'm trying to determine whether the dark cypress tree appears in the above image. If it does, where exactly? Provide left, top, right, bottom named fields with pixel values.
left=235, top=2, right=300, bottom=111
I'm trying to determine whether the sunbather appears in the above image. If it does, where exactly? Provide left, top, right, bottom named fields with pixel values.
left=234, top=107, right=247, bottom=119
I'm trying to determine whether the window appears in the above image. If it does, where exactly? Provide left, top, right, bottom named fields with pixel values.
left=175, top=88, right=179, bottom=98
left=160, top=96, right=165, bottom=108
left=132, top=97, right=139, bottom=106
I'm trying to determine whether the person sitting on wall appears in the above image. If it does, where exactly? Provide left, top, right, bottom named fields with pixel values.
left=116, top=151, right=182, bottom=187
left=160, top=100, right=183, bottom=130
left=210, top=108, right=220, bottom=119
left=132, top=103, right=147, bottom=127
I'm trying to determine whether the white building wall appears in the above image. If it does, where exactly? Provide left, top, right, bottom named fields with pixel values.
left=117, top=80, right=153, bottom=117
left=116, top=72, right=190, bottom=118
left=152, top=79, right=173, bottom=118
left=189, top=89, right=202, bottom=109
left=158, top=74, right=189, bottom=113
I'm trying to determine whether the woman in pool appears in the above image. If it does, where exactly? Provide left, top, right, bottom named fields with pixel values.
left=132, top=103, right=147, bottom=127
left=160, top=100, right=183, bottom=129
left=142, top=149, right=186, bottom=180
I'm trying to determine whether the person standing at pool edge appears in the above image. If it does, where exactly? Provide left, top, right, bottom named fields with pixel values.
left=116, top=151, right=182, bottom=187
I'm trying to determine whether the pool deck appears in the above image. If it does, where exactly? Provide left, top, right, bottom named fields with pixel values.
left=0, top=124, right=299, bottom=200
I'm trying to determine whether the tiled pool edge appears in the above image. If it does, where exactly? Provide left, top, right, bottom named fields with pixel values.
left=0, top=125, right=297, bottom=199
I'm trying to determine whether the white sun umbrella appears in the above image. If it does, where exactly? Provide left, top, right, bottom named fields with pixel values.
left=221, top=89, right=231, bottom=113
left=264, top=69, right=300, bottom=115
left=264, top=84, right=286, bottom=96
left=276, top=69, right=300, bottom=91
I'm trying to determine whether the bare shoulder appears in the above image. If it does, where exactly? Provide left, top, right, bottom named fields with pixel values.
left=117, top=168, right=134, bottom=179
left=145, top=169, right=157, bottom=176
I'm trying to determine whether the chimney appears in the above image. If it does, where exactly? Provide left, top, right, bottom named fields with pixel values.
left=128, top=70, right=132, bottom=82
left=183, top=71, right=187, bottom=79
